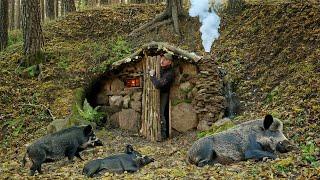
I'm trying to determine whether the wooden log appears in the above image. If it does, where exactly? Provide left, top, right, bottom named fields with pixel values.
left=140, top=55, right=161, bottom=141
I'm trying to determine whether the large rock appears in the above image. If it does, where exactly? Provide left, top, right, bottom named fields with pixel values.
left=96, top=93, right=109, bottom=105
left=109, top=96, right=123, bottom=108
left=197, top=120, right=211, bottom=131
left=171, top=103, right=198, bottom=132
left=130, top=100, right=141, bottom=112
left=214, top=117, right=232, bottom=127
left=118, top=109, right=139, bottom=132
left=110, top=78, right=124, bottom=94
left=47, top=119, right=68, bottom=134
left=181, top=64, right=198, bottom=75
left=47, top=118, right=96, bottom=134
left=110, top=112, right=120, bottom=128
left=170, top=85, right=186, bottom=100
left=123, top=95, right=130, bottom=109
left=132, top=91, right=142, bottom=101
left=179, top=82, right=193, bottom=92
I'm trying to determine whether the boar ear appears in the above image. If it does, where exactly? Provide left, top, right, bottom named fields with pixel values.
left=125, top=144, right=134, bottom=153
left=83, top=125, right=93, bottom=136
left=263, top=114, right=273, bottom=130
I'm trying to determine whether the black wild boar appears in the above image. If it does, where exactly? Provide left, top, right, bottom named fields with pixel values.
left=22, top=125, right=102, bottom=175
left=188, top=114, right=293, bottom=167
left=82, top=144, right=154, bottom=177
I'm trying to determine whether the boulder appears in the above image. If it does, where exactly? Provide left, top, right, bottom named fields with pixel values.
left=96, top=93, right=109, bottom=105
left=110, top=112, right=120, bottom=128
left=214, top=117, right=232, bottom=127
left=111, top=78, right=124, bottom=94
left=47, top=118, right=96, bottom=134
left=47, top=119, right=68, bottom=134
left=197, top=120, right=211, bottom=131
left=132, top=91, right=142, bottom=101
left=181, top=64, right=198, bottom=75
left=118, top=109, right=139, bottom=132
left=109, top=96, right=123, bottom=108
left=170, top=85, right=186, bottom=100
left=171, top=103, right=198, bottom=132
left=131, top=100, right=141, bottom=112
left=123, top=95, right=130, bottom=109
left=179, top=82, right=193, bottom=92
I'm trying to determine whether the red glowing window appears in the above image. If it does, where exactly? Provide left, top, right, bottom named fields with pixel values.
left=125, top=78, right=141, bottom=88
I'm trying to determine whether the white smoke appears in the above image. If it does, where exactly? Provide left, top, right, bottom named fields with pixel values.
left=189, top=0, right=221, bottom=52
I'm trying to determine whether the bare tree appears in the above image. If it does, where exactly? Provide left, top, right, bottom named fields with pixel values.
left=9, top=0, right=15, bottom=30
left=15, top=0, right=21, bottom=29
left=40, top=0, right=45, bottom=21
left=21, top=0, right=44, bottom=65
left=130, top=0, right=183, bottom=37
left=62, top=0, right=76, bottom=14
left=0, top=0, right=9, bottom=51
left=55, top=0, right=59, bottom=17
left=46, top=0, right=55, bottom=20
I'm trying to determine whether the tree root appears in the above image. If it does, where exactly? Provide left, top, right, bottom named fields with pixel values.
left=130, top=19, right=173, bottom=38
left=129, top=0, right=183, bottom=37
left=129, top=11, right=170, bottom=37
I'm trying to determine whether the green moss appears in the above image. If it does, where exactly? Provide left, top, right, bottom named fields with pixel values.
left=172, top=98, right=192, bottom=106
left=69, top=88, right=86, bottom=125
left=8, top=30, right=23, bottom=46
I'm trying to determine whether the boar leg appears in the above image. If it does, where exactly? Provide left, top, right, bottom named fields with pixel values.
left=244, top=149, right=276, bottom=160
left=83, top=159, right=102, bottom=177
left=66, top=146, right=78, bottom=162
left=30, top=161, right=43, bottom=175
left=75, top=151, right=84, bottom=161
left=29, top=150, right=46, bottom=175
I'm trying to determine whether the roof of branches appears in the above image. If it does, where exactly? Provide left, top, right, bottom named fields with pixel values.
left=110, top=41, right=202, bottom=71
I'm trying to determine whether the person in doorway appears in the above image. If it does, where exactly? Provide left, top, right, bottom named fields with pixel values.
left=149, top=53, right=174, bottom=140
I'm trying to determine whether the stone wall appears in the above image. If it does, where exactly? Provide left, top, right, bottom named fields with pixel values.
left=170, top=63, right=199, bottom=132
left=96, top=61, right=144, bottom=133
left=193, top=57, right=226, bottom=131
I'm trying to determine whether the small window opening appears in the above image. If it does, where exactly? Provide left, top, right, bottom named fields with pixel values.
left=125, top=77, right=141, bottom=88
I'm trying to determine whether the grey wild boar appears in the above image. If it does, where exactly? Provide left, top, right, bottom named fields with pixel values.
left=188, top=114, right=293, bottom=167
left=82, top=144, right=154, bottom=177
left=22, top=125, right=102, bottom=175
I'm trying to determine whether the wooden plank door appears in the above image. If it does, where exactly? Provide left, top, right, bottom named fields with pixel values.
left=140, top=55, right=161, bottom=141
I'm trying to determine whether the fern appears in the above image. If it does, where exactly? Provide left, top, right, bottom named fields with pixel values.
left=77, top=99, right=105, bottom=123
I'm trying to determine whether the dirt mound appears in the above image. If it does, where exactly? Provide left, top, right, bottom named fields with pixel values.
left=214, top=2, right=320, bottom=137
left=44, top=4, right=164, bottom=40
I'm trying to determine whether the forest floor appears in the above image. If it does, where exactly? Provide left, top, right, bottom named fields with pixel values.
left=0, top=2, right=319, bottom=179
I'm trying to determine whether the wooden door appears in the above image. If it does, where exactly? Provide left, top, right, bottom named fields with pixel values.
left=140, top=55, right=161, bottom=141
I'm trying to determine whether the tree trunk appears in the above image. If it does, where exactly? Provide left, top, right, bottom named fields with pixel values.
left=40, top=0, right=45, bottom=21
left=0, top=0, right=9, bottom=51
left=21, top=0, right=44, bottom=65
left=60, top=0, right=65, bottom=16
left=63, top=0, right=76, bottom=14
left=9, top=0, right=15, bottom=30
left=15, top=0, right=21, bottom=29
left=141, top=55, right=161, bottom=142
left=46, top=0, right=55, bottom=20
left=100, top=0, right=108, bottom=5
left=54, top=0, right=59, bottom=17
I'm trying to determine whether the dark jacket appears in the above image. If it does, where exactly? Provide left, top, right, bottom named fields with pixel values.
left=151, top=67, right=174, bottom=93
